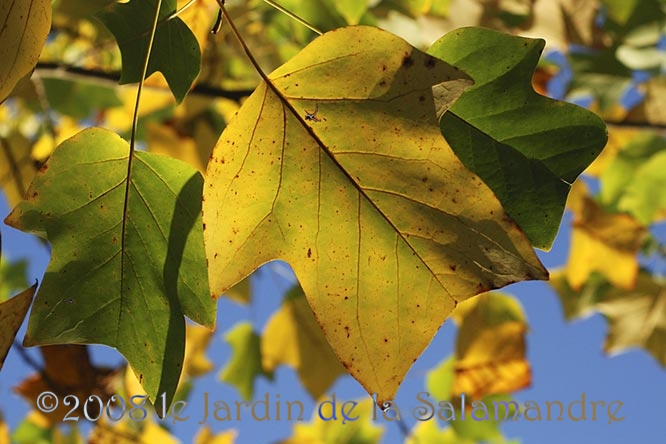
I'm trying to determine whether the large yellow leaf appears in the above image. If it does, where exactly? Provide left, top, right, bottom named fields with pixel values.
left=0, top=0, right=51, bottom=102
left=203, top=25, right=547, bottom=404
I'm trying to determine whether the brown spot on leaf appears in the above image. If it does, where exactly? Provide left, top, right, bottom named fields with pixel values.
left=402, top=53, right=414, bottom=68
left=424, top=56, right=436, bottom=68
left=307, top=248, right=312, bottom=258
left=449, top=264, right=457, bottom=271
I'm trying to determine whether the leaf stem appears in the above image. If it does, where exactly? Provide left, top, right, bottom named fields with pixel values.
left=215, top=0, right=271, bottom=84
left=167, top=0, right=197, bottom=21
left=261, top=0, right=322, bottom=35
left=129, top=0, right=162, bottom=153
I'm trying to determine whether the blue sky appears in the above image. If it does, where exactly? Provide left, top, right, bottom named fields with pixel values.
left=2, top=189, right=666, bottom=443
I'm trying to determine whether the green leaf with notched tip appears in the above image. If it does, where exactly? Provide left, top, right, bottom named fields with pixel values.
left=429, top=27, right=607, bottom=250
left=203, top=25, right=547, bottom=406
left=4, top=127, right=214, bottom=412
left=95, top=0, right=200, bottom=103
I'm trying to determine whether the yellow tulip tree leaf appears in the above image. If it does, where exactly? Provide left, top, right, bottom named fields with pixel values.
left=203, top=25, right=548, bottom=404
left=261, top=286, right=345, bottom=399
left=565, top=186, right=647, bottom=290
left=281, top=398, right=383, bottom=444
left=220, top=321, right=271, bottom=400
left=0, top=0, right=51, bottom=102
left=452, top=293, right=530, bottom=400
left=0, top=284, right=36, bottom=370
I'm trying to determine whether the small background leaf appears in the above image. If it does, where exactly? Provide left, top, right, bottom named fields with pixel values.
left=220, top=322, right=271, bottom=400
left=261, top=286, right=344, bottom=400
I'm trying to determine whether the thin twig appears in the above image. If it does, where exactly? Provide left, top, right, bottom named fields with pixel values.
left=261, top=0, right=322, bottom=35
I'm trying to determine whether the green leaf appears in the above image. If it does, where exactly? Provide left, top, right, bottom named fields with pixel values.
left=203, top=25, right=547, bottom=405
left=428, top=27, right=607, bottom=249
left=0, top=0, right=52, bottom=103
left=220, top=322, right=270, bottom=400
left=95, top=0, right=201, bottom=103
left=600, top=133, right=666, bottom=225
left=0, top=256, right=29, bottom=302
left=4, top=127, right=215, bottom=411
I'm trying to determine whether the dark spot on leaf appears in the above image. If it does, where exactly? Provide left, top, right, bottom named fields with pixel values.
left=384, top=338, right=388, bottom=343
left=449, top=264, right=457, bottom=271
left=379, top=80, right=386, bottom=87
left=424, top=56, right=436, bottom=68
left=419, top=95, right=425, bottom=102
left=307, top=248, right=311, bottom=258
left=139, top=374, right=143, bottom=383
left=345, top=326, right=350, bottom=338
left=402, top=54, right=414, bottom=68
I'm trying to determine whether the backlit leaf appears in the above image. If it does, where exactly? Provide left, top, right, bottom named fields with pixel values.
left=429, top=27, right=607, bottom=249
left=0, top=0, right=52, bottom=103
left=203, top=25, right=547, bottom=404
left=262, top=286, right=344, bottom=399
left=220, top=322, right=270, bottom=400
left=0, top=284, right=35, bottom=370
left=95, top=0, right=201, bottom=103
left=4, top=127, right=215, bottom=412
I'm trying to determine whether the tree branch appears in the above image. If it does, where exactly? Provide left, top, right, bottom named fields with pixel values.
left=34, top=62, right=255, bottom=102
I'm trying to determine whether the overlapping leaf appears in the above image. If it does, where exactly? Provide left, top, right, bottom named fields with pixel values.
left=429, top=27, right=607, bottom=249
left=5, top=128, right=215, bottom=411
left=203, top=25, right=547, bottom=405
left=0, top=0, right=51, bottom=102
